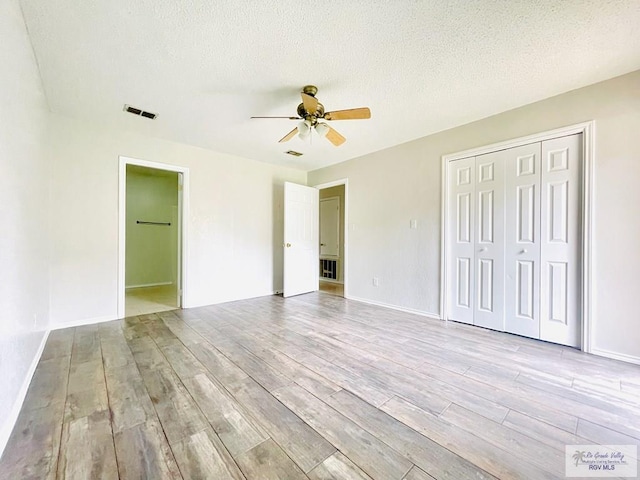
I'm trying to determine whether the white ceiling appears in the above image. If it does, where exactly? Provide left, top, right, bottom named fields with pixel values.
left=20, top=0, right=640, bottom=171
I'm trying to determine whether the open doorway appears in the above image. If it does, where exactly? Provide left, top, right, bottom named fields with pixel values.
left=317, top=181, right=347, bottom=297
left=118, top=157, right=188, bottom=318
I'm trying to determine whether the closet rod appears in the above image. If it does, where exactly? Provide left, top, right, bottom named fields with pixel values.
left=136, top=220, right=171, bottom=226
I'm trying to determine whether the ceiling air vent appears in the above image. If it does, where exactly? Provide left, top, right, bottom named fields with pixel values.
left=285, top=150, right=303, bottom=157
left=124, top=104, right=157, bottom=120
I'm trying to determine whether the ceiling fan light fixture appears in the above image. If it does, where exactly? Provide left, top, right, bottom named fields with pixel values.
left=297, top=120, right=311, bottom=140
left=315, top=122, right=329, bottom=138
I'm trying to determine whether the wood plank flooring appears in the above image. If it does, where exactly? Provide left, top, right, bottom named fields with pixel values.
left=2, top=292, right=639, bottom=479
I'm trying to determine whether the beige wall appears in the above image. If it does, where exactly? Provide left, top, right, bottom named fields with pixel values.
left=308, top=70, right=640, bottom=362
left=319, top=185, right=345, bottom=282
left=0, top=0, right=51, bottom=452
left=49, top=114, right=306, bottom=327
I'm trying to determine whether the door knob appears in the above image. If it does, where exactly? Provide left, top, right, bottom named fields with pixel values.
left=286, top=243, right=292, bottom=248
left=479, top=247, right=487, bottom=252
left=520, top=249, right=528, bottom=254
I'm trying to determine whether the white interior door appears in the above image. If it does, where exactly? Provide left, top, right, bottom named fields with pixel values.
left=540, top=134, right=582, bottom=347
left=320, top=197, right=340, bottom=257
left=447, top=157, right=476, bottom=324
left=505, top=143, right=541, bottom=338
left=473, top=151, right=505, bottom=331
left=284, top=182, right=319, bottom=298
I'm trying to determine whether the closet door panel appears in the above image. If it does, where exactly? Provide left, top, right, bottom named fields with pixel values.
left=505, top=143, right=542, bottom=338
left=447, top=157, right=475, bottom=324
left=473, top=152, right=505, bottom=331
left=540, top=134, right=582, bottom=347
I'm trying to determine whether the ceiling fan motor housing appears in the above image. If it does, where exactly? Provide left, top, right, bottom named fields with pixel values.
left=297, top=102, right=325, bottom=123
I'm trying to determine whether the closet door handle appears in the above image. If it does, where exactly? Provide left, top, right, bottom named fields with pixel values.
left=479, top=247, right=487, bottom=252
left=520, top=249, right=528, bottom=254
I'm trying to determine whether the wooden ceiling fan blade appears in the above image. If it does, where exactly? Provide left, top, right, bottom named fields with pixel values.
left=325, top=126, right=346, bottom=146
left=301, top=92, right=318, bottom=115
left=278, top=127, right=299, bottom=143
left=251, top=116, right=300, bottom=120
left=324, top=107, right=371, bottom=121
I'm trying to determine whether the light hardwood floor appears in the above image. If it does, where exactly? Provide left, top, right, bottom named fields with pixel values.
left=1, top=293, right=639, bottom=479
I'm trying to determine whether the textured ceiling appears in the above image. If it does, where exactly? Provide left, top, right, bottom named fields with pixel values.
left=20, top=0, right=640, bottom=171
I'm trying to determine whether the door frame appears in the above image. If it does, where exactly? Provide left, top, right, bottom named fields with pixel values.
left=314, top=179, right=349, bottom=298
left=118, top=156, right=190, bottom=319
left=440, top=121, right=595, bottom=352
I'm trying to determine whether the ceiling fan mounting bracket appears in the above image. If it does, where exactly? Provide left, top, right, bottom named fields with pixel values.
left=302, top=85, right=318, bottom=97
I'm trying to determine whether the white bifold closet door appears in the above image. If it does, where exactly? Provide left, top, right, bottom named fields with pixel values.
left=504, top=143, right=542, bottom=339
left=447, top=156, right=476, bottom=325
left=447, top=134, right=581, bottom=347
left=473, top=150, right=506, bottom=331
left=539, top=135, right=582, bottom=347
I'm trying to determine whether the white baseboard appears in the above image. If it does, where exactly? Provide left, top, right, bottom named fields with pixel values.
left=50, top=314, right=118, bottom=331
left=0, top=329, right=50, bottom=459
left=346, top=295, right=441, bottom=321
left=590, top=347, right=640, bottom=366
left=125, top=281, right=173, bottom=289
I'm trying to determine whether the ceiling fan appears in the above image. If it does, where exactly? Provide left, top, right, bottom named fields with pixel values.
left=251, top=85, right=371, bottom=146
